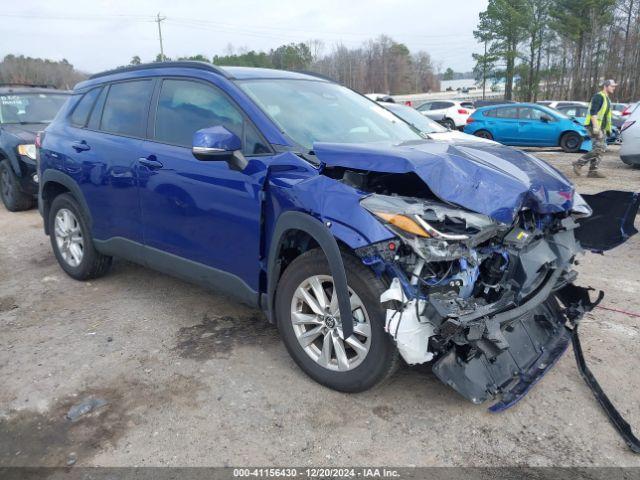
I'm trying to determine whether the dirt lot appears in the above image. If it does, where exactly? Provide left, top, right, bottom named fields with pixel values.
left=1, top=146, right=639, bottom=467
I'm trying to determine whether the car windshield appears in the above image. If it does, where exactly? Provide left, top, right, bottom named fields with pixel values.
left=383, top=104, right=448, bottom=134
left=238, top=79, right=423, bottom=151
left=0, top=93, right=69, bottom=124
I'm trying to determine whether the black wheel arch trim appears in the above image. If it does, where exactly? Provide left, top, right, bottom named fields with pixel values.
left=265, top=211, right=355, bottom=339
left=40, top=169, right=93, bottom=235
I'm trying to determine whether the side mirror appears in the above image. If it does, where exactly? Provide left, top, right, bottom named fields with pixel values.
left=540, top=115, right=553, bottom=123
left=192, top=126, right=248, bottom=171
left=192, top=126, right=241, bottom=161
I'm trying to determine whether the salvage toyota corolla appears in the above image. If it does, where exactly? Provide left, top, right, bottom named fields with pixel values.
left=39, top=64, right=639, bottom=445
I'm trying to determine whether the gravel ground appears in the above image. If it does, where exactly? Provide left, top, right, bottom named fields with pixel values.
left=0, top=146, right=639, bottom=467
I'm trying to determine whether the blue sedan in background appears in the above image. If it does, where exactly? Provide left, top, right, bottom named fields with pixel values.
left=464, top=103, right=592, bottom=153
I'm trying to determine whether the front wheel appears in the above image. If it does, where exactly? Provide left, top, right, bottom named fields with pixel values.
left=0, top=160, right=35, bottom=212
left=275, top=249, right=399, bottom=392
left=560, top=132, right=582, bottom=153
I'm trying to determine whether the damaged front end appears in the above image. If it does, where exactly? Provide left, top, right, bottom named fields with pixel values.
left=352, top=191, right=626, bottom=410
left=311, top=139, right=639, bottom=450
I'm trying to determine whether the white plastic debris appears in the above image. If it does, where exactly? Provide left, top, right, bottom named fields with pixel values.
left=380, top=278, right=435, bottom=365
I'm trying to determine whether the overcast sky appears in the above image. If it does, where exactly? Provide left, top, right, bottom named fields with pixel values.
left=1, top=0, right=488, bottom=74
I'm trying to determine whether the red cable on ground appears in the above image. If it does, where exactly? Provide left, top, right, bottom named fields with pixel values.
left=596, top=305, right=640, bottom=318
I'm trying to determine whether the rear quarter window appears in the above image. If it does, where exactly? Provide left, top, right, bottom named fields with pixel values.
left=69, top=87, right=102, bottom=127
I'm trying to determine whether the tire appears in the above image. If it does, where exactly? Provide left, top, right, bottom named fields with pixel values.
left=474, top=129, right=494, bottom=140
left=48, top=193, right=112, bottom=280
left=275, top=248, right=399, bottom=393
left=560, top=132, right=582, bottom=153
left=442, top=118, right=456, bottom=130
left=0, top=160, right=35, bottom=212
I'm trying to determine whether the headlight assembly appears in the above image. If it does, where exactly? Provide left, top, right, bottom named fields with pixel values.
left=361, top=194, right=499, bottom=243
left=17, top=144, right=37, bottom=160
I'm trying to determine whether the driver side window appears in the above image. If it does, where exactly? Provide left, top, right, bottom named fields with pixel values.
left=154, top=79, right=269, bottom=155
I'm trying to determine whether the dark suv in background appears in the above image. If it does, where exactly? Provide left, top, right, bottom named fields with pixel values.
left=0, top=85, right=69, bottom=211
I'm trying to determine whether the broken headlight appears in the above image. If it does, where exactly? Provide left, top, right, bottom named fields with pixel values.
left=361, top=194, right=504, bottom=261
left=362, top=194, right=500, bottom=241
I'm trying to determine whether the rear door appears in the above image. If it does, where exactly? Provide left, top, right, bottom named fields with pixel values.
left=138, top=77, right=272, bottom=292
left=492, top=106, right=520, bottom=143
left=62, top=79, right=153, bottom=242
left=517, top=106, right=557, bottom=145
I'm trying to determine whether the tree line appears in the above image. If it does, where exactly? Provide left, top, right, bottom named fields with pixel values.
left=0, top=55, right=87, bottom=89
left=145, top=36, right=440, bottom=95
left=474, top=0, right=640, bottom=102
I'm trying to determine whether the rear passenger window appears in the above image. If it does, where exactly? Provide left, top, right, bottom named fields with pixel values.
left=484, top=109, right=497, bottom=117
left=100, top=80, right=152, bottom=137
left=496, top=107, right=518, bottom=119
left=70, top=88, right=102, bottom=127
left=154, top=79, right=269, bottom=155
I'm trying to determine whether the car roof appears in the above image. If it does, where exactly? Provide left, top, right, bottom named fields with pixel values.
left=0, top=85, right=70, bottom=95
left=82, top=61, right=328, bottom=88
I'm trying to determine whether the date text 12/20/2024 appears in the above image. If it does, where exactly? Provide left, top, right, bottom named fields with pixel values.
left=233, top=468, right=401, bottom=478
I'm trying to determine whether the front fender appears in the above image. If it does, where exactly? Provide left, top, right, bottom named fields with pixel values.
left=265, top=210, right=356, bottom=338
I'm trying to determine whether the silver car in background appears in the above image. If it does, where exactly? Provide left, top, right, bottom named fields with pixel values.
left=620, top=102, right=640, bottom=167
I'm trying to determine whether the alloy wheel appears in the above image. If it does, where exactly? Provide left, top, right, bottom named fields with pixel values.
left=54, top=208, right=84, bottom=267
left=290, top=275, right=372, bottom=372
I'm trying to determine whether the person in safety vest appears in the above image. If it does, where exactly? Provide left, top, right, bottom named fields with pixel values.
left=572, top=79, right=617, bottom=178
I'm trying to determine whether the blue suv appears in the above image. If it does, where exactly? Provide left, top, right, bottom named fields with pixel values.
left=38, top=62, right=638, bottom=406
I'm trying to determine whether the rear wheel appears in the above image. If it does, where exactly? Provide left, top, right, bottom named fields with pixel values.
left=474, top=129, right=493, bottom=140
left=560, top=132, right=582, bottom=153
left=442, top=118, right=456, bottom=130
left=48, top=193, right=112, bottom=280
left=275, top=249, right=399, bottom=392
left=0, top=160, right=34, bottom=212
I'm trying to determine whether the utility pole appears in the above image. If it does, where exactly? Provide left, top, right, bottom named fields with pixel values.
left=156, top=12, right=166, bottom=61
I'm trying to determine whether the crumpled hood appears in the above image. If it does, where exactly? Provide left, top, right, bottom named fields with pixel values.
left=1, top=124, right=40, bottom=142
left=314, top=140, right=575, bottom=224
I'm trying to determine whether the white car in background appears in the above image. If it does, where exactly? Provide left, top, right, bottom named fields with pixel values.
left=381, top=102, right=495, bottom=144
left=620, top=102, right=640, bottom=167
left=537, top=100, right=587, bottom=110
left=415, top=99, right=474, bottom=130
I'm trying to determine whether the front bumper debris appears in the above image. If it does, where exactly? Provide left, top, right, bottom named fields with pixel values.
left=432, top=300, right=569, bottom=406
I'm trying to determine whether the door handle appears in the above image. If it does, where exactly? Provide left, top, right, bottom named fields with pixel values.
left=138, top=156, right=163, bottom=169
left=71, top=140, right=90, bottom=152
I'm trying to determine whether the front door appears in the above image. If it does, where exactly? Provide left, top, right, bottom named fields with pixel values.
left=138, top=78, right=272, bottom=293
left=517, top=107, right=556, bottom=145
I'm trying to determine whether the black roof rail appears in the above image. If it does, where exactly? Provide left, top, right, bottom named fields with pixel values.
left=89, top=61, right=233, bottom=80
